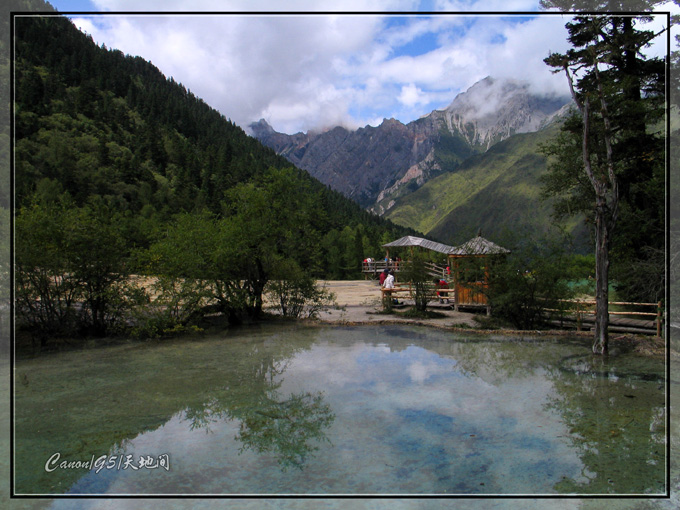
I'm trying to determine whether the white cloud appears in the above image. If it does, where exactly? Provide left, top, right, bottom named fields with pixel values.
left=398, top=83, right=425, bottom=107
left=58, top=1, right=670, bottom=134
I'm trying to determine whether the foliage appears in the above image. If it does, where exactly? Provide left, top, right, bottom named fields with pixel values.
left=12, top=12, right=410, bottom=240
left=483, top=234, right=576, bottom=330
left=266, top=260, right=336, bottom=319
left=15, top=195, right=141, bottom=342
left=141, top=168, right=337, bottom=326
left=399, top=251, right=433, bottom=312
left=128, top=276, right=209, bottom=340
left=541, top=6, right=665, bottom=353
left=15, top=198, right=80, bottom=339
left=11, top=7, right=415, bottom=339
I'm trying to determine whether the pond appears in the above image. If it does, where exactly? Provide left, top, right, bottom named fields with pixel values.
left=13, top=324, right=667, bottom=496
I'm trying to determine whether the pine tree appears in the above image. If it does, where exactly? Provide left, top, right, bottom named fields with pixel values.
left=542, top=5, right=666, bottom=354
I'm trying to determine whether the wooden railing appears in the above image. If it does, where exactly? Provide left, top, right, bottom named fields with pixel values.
left=362, top=260, right=448, bottom=276
left=378, top=287, right=664, bottom=335
left=380, top=283, right=453, bottom=299
left=545, top=299, right=664, bottom=336
left=362, top=260, right=402, bottom=274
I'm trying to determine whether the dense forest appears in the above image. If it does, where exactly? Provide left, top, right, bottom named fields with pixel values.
left=11, top=1, right=416, bottom=343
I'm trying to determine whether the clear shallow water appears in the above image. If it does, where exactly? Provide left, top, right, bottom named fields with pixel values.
left=14, top=324, right=667, bottom=496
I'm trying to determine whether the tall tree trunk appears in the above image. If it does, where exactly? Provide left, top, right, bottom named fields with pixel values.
left=593, top=197, right=610, bottom=354
left=558, top=60, right=618, bottom=355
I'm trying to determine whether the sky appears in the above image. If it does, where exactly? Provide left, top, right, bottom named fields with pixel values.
left=44, top=0, right=676, bottom=135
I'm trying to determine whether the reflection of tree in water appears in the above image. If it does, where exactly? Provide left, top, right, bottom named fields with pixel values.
left=431, top=337, right=574, bottom=383
left=545, top=354, right=666, bottom=494
left=236, top=392, right=334, bottom=470
left=416, top=336, right=666, bottom=494
left=182, top=341, right=335, bottom=471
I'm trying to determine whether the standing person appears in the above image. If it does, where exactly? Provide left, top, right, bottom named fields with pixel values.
left=379, top=267, right=389, bottom=286
left=384, top=270, right=397, bottom=304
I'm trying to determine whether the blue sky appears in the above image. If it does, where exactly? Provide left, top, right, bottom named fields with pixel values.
left=45, top=0, right=674, bottom=134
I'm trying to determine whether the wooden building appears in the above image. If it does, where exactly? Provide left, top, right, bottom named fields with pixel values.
left=373, top=234, right=510, bottom=314
left=447, top=235, right=510, bottom=313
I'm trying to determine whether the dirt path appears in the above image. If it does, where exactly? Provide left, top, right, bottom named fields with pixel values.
left=313, top=280, right=479, bottom=329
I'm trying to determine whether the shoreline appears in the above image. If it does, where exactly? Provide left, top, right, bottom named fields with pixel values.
left=311, top=280, right=668, bottom=358
left=13, top=280, right=668, bottom=360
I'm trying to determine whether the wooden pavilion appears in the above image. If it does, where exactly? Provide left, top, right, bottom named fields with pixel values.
left=370, top=234, right=510, bottom=313
left=447, top=235, right=510, bottom=313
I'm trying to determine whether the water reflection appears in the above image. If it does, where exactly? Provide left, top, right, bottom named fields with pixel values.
left=14, top=324, right=334, bottom=493
left=443, top=337, right=666, bottom=494
left=183, top=386, right=334, bottom=470
left=546, top=354, right=666, bottom=494
left=13, top=324, right=666, bottom=495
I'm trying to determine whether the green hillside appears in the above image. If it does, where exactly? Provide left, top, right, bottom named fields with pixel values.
left=13, top=5, right=413, bottom=267
left=11, top=2, right=421, bottom=341
left=384, top=121, right=588, bottom=249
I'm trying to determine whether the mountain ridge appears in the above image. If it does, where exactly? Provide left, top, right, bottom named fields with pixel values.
left=250, top=77, right=571, bottom=212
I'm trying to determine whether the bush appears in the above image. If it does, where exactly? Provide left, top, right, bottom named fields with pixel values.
left=485, top=235, right=575, bottom=330
left=399, top=251, right=434, bottom=312
left=15, top=196, right=138, bottom=340
left=266, top=261, right=336, bottom=319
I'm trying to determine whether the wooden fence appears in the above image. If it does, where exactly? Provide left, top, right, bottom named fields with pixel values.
left=546, top=299, right=664, bottom=336
left=362, top=260, right=449, bottom=279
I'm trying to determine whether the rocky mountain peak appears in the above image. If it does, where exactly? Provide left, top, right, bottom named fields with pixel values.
left=249, top=118, right=275, bottom=136
left=249, top=77, right=570, bottom=211
left=427, top=76, right=570, bottom=150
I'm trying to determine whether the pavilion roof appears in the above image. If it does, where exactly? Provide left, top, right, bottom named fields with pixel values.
left=448, top=235, right=510, bottom=256
left=382, top=235, right=455, bottom=255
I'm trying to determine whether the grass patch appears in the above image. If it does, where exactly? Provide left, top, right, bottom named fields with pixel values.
left=394, top=308, right=448, bottom=319
left=472, top=314, right=506, bottom=330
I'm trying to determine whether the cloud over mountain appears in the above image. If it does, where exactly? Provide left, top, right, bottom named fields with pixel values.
left=251, top=77, right=571, bottom=212
left=66, top=5, right=576, bottom=134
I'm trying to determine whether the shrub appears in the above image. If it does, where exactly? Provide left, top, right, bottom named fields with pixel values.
left=266, top=260, right=336, bottom=319
left=485, top=235, right=575, bottom=330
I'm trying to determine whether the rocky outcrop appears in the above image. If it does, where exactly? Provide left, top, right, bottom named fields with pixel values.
left=249, top=77, right=570, bottom=211
left=427, top=76, right=571, bottom=150
left=251, top=116, right=440, bottom=208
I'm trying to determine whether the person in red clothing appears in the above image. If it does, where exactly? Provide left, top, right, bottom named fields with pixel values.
left=433, top=278, right=449, bottom=303
left=379, top=268, right=389, bottom=286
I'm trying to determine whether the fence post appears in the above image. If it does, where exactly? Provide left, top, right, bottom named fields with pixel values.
left=657, top=301, right=662, bottom=337
left=576, top=302, right=581, bottom=332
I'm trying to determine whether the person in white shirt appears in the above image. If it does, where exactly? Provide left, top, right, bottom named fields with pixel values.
left=382, top=270, right=398, bottom=305
left=383, top=270, right=395, bottom=290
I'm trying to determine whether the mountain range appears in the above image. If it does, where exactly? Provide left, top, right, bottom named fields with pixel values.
left=250, top=77, right=578, bottom=246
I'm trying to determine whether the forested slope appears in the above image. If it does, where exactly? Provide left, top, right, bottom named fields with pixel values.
left=385, top=121, right=589, bottom=250
left=14, top=9, right=408, bottom=237
left=11, top=3, right=415, bottom=341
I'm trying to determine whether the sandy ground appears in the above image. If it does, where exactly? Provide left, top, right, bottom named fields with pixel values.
left=312, top=280, right=480, bottom=329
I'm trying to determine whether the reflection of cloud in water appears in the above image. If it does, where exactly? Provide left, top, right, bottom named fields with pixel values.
left=407, top=359, right=450, bottom=385
left=287, top=342, right=377, bottom=388
left=279, top=334, right=585, bottom=494
left=27, top=325, right=665, bottom=498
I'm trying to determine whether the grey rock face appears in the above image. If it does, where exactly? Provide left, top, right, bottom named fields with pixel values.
left=250, top=77, right=570, bottom=211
